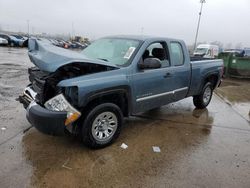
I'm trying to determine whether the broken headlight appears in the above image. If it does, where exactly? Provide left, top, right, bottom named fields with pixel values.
left=44, top=94, right=81, bottom=126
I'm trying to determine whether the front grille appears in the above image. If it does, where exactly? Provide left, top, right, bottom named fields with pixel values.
left=28, top=67, right=50, bottom=104
left=32, top=78, right=45, bottom=94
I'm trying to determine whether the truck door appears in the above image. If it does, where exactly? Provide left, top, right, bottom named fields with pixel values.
left=132, top=41, right=175, bottom=113
left=169, top=41, right=190, bottom=101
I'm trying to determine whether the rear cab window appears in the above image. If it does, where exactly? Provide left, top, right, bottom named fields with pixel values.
left=170, top=42, right=184, bottom=66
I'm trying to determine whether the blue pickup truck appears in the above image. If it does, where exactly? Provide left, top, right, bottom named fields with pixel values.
left=19, top=36, right=223, bottom=148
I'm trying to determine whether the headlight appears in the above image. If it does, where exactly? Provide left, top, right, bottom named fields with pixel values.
left=44, top=94, right=81, bottom=126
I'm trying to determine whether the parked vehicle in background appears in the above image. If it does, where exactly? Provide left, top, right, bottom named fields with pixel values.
left=0, top=37, right=8, bottom=46
left=10, top=35, right=24, bottom=47
left=73, top=41, right=87, bottom=49
left=223, top=49, right=250, bottom=57
left=12, top=34, right=25, bottom=40
left=49, top=39, right=60, bottom=47
left=12, top=34, right=29, bottom=47
left=0, top=34, right=25, bottom=47
left=67, top=41, right=87, bottom=49
left=0, top=34, right=12, bottom=46
left=50, top=39, right=88, bottom=49
left=243, top=48, right=250, bottom=57
left=194, top=44, right=219, bottom=58
left=19, top=36, right=223, bottom=148
left=223, top=49, right=243, bottom=54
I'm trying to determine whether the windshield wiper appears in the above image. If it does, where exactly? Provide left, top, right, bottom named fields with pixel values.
left=97, top=58, right=109, bottom=62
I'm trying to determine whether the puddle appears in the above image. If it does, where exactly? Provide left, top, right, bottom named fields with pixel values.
left=216, top=88, right=250, bottom=122
left=139, top=100, right=214, bottom=127
left=232, top=102, right=250, bottom=121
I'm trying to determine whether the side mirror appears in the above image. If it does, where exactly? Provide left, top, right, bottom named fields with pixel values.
left=138, top=58, right=161, bottom=69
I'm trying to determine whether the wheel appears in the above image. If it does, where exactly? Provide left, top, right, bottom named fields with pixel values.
left=10, top=42, right=14, bottom=47
left=193, top=82, right=213, bottom=109
left=81, top=103, right=123, bottom=149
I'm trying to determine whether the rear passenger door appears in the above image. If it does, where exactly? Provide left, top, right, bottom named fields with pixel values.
left=169, top=41, right=190, bottom=101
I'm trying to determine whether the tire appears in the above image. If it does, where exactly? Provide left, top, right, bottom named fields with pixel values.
left=81, top=103, right=123, bottom=149
left=193, top=82, right=213, bottom=109
left=10, top=42, right=14, bottom=47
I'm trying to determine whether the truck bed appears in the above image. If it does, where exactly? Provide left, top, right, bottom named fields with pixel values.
left=190, top=56, right=214, bottom=61
left=187, top=59, right=223, bottom=97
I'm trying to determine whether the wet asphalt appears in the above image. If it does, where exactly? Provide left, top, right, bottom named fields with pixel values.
left=0, top=47, right=249, bottom=188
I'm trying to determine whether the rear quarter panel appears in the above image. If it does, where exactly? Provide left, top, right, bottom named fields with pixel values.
left=188, top=59, right=223, bottom=96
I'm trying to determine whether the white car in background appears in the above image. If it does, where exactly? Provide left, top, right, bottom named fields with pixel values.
left=0, top=37, right=8, bottom=46
left=194, top=44, right=219, bottom=58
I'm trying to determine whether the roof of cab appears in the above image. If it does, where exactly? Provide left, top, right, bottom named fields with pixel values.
left=102, top=35, right=182, bottom=43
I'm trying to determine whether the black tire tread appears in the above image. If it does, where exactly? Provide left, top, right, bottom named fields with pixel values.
left=193, top=82, right=213, bottom=109
left=81, top=103, right=123, bottom=149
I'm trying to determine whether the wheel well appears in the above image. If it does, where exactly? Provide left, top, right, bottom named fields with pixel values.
left=83, top=92, right=129, bottom=117
left=204, top=74, right=218, bottom=89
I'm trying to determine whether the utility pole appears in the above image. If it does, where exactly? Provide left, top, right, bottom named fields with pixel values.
left=71, top=22, right=74, bottom=40
left=27, top=20, right=30, bottom=37
left=194, top=0, right=206, bottom=51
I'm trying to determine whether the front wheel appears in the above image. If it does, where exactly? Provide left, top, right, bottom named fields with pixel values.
left=193, top=82, right=213, bottom=109
left=81, top=103, right=123, bottom=149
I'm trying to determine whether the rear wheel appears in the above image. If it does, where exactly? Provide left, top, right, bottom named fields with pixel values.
left=193, top=82, right=213, bottom=109
left=81, top=103, right=123, bottom=149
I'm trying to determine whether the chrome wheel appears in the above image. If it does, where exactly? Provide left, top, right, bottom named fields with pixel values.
left=91, top=111, right=118, bottom=142
left=203, top=86, right=212, bottom=104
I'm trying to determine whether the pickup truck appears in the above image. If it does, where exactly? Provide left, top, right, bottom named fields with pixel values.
left=19, top=36, right=223, bottom=148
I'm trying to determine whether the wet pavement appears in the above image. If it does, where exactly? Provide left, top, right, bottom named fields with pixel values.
left=0, top=47, right=250, bottom=188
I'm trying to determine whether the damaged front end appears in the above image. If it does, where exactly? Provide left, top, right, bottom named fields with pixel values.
left=20, top=38, right=118, bottom=135
left=19, top=66, right=83, bottom=135
left=20, top=63, right=116, bottom=135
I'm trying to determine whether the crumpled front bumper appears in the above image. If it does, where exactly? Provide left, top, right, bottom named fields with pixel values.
left=26, top=102, right=67, bottom=135
left=19, top=86, right=67, bottom=136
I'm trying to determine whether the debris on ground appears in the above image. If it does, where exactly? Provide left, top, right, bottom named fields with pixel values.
left=1, top=126, right=7, bottom=131
left=152, top=146, right=161, bottom=153
left=62, top=158, right=72, bottom=170
left=120, top=143, right=128, bottom=149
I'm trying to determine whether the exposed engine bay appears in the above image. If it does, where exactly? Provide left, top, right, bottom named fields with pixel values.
left=26, top=62, right=117, bottom=107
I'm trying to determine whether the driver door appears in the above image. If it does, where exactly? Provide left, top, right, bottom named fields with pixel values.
left=132, top=41, right=175, bottom=113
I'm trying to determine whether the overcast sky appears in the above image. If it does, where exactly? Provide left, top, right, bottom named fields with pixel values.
left=0, top=0, right=249, bottom=47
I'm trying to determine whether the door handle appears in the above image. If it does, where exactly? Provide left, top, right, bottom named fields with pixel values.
left=164, top=72, right=172, bottom=78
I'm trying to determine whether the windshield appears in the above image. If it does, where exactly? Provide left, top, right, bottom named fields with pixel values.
left=81, top=38, right=140, bottom=66
left=194, top=48, right=208, bottom=54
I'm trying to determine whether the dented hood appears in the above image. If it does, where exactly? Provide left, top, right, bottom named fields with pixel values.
left=28, top=38, right=118, bottom=72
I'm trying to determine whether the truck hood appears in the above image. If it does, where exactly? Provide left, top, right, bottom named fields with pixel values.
left=28, top=38, right=118, bottom=72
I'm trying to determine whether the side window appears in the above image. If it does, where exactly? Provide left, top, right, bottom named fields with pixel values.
left=207, top=49, right=211, bottom=56
left=170, top=42, right=184, bottom=66
left=142, top=42, right=170, bottom=67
